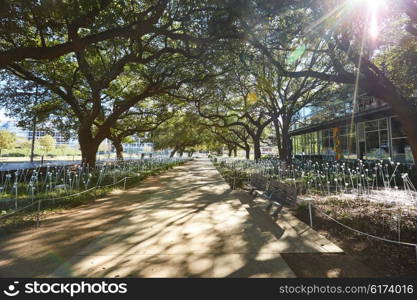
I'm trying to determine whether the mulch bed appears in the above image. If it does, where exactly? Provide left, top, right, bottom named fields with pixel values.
left=292, top=199, right=417, bottom=277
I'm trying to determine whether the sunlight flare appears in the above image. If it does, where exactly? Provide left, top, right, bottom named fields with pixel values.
left=352, top=0, right=385, bottom=39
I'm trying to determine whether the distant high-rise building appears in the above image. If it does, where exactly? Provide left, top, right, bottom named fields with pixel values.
left=0, top=120, right=79, bottom=148
left=121, top=136, right=154, bottom=154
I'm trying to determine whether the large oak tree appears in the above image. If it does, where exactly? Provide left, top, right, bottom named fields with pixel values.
left=3, top=0, right=232, bottom=166
left=235, top=0, right=417, bottom=165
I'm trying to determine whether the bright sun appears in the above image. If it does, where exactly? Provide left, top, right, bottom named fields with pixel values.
left=352, top=0, right=385, bottom=38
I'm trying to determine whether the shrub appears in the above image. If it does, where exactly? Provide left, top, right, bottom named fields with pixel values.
left=4, top=152, right=26, bottom=157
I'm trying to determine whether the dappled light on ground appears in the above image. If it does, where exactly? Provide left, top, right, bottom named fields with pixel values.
left=0, top=159, right=376, bottom=278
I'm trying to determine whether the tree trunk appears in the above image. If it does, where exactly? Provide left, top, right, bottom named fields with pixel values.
left=233, top=147, right=237, bottom=157
left=273, top=118, right=282, bottom=158
left=80, top=143, right=99, bottom=168
left=30, top=116, right=36, bottom=163
left=78, top=127, right=100, bottom=168
left=228, top=146, right=233, bottom=157
left=113, top=140, right=124, bottom=161
left=245, top=145, right=250, bottom=159
left=170, top=148, right=177, bottom=158
left=280, top=121, right=291, bottom=162
left=253, top=136, right=261, bottom=161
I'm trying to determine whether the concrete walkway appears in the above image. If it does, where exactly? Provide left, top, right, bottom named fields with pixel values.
left=48, top=158, right=344, bottom=278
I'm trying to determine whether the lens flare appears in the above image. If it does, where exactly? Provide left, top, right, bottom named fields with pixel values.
left=369, top=12, right=378, bottom=38
left=368, top=0, right=381, bottom=39
left=352, top=0, right=384, bottom=38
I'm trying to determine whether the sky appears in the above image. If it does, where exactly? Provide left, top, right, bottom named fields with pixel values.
left=0, top=108, right=11, bottom=121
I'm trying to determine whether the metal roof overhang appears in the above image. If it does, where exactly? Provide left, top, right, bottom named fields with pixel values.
left=289, top=106, right=393, bottom=136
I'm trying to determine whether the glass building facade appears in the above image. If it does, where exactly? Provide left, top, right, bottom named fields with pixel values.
left=0, top=120, right=78, bottom=147
left=292, top=116, right=414, bottom=163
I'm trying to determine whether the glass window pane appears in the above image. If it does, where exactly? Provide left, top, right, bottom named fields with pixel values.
left=348, top=135, right=357, bottom=157
left=365, top=120, right=378, bottom=132
left=341, top=135, right=348, bottom=156
left=379, top=118, right=387, bottom=130
left=349, top=123, right=356, bottom=134
left=302, top=134, right=307, bottom=154
left=365, top=131, right=379, bottom=159
left=357, top=122, right=365, bottom=141
left=392, top=138, right=411, bottom=162
left=321, top=134, right=328, bottom=154
left=308, top=133, right=314, bottom=155
left=380, top=130, right=389, bottom=154
left=301, top=134, right=308, bottom=154
left=297, top=136, right=301, bottom=155
left=316, top=131, right=321, bottom=154
left=391, top=117, right=406, bottom=138
left=311, top=132, right=318, bottom=155
left=296, top=136, right=301, bottom=155
left=406, top=144, right=414, bottom=163
left=294, top=136, right=299, bottom=154
left=339, top=126, right=348, bottom=135
left=365, top=131, right=389, bottom=160
left=293, top=137, right=297, bottom=154
left=295, top=136, right=299, bottom=154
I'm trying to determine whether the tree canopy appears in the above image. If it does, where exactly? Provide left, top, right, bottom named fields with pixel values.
left=0, top=130, right=16, bottom=154
left=1, top=0, right=416, bottom=166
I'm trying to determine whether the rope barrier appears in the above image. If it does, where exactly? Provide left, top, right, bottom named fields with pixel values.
left=0, top=202, right=36, bottom=220
left=0, top=173, right=148, bottom=221
left=216, top=158, right=417, bottom=259
left=96, top=177, right=130, bottom=189
left=40, top=187, right=97, bottom=203
left=313, top=205, right=417, bottom=248
left=220, top=164, right=414, bottom=241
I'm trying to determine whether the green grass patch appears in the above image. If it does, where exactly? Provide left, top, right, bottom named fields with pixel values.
left=0, top=161, right=185, bottom=234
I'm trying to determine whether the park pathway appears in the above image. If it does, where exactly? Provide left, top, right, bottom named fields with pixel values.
left=0, top=158, right=376, bottom=277
left=50, top=158, right=348, bottom=278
